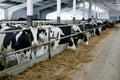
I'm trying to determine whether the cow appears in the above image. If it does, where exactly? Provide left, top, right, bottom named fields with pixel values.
left=39, top=25, right=76, bottom=50
left=72, top=25, right=89, bottom=45
left=0, top=25, right=42, bottom=70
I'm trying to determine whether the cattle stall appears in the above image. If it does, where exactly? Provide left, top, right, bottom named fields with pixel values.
left=0, top=21, right=111, bottom=77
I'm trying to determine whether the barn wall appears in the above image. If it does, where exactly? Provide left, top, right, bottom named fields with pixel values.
left=39, top=6, right=56, bottom=19
left=11, top=8, right=27, bottom=20
left=109, top=11, right=120, bottom=21
left=11, top=6, right=56, bottom=20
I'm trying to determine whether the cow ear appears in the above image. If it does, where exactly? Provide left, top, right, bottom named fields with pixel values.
left=23, top=29, right=30, bottom=35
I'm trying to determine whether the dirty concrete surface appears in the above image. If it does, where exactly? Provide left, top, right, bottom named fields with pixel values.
left=69, top=27, right=120, bottom=80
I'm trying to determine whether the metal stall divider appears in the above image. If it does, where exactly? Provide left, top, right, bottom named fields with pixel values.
left=48, top=27, right=51, bottom=59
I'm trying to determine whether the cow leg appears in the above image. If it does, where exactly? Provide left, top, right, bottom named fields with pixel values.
left=53, top=40, right=60, bottom=50
left=84, top=35, right=89, bottom=45
left=84, top=40, right=89, bottom=45
left=5, top=56, right=8, bottom=66
left=25, top=50, right=31, bottom=61
left=99, top=27, right=102, bottom=34
left=67, top=38, right=76, bottom=50
left=16, top=52, right=26, bottom=64
left=16, top=53, right=21, bottom=64
left=52, top=31, right=62, bottom=50
left=77, top=39, right=82, bottom=44
left=32, top=48, right=37, bottom=58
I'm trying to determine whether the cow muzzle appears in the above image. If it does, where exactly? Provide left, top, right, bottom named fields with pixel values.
left=32, top=41, right=39, bottom=46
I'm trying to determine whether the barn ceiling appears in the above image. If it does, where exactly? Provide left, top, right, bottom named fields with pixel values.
left=0, top=0, right=120, bottom=11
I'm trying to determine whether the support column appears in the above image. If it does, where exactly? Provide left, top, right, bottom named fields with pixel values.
left=57, top=0, right=61, bottom=24
left=88, top=0, right=92, bottom=19
left=95, top=3, right=97, bottom=20
left=27, top=0, right=33, bottom=27
left=4, top=9, right=8, bottom=20
left=73, top=0, right=76, bottom=24
left=93, top=1, right=96, bottom=19
left=83, top=0, right=85, bottom=20
left=98, top=7, right=100, bottom=20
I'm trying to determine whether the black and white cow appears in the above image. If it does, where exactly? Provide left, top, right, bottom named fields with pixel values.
left=39, top=24, right=89, bottom=50
left=39, top=25, right=76, bottom=50
left=72, top=25, right=89, bottom=45
left=0, top=25, right=42, bottom=68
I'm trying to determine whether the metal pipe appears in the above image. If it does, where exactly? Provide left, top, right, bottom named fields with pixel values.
left=88, top=0, right=92, bottom=19
left=73, top=0, right=76, bottom=24
left=27, top=0, right=33, bottom=27
left=48, top=28, right=51, bottom=59
left=83, top=0, right=86, bottom=19
left=0, top=29, right=24, bottom=34
left=57, top=0, right=61, bottom=24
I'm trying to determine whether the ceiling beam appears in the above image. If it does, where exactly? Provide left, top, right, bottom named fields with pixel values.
left=0, top=0, right=5, bottom=3
left=7, top=0, right=43, bottom=20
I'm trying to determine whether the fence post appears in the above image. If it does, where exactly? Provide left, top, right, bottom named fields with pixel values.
left=48, top=27, right=51, bottom=59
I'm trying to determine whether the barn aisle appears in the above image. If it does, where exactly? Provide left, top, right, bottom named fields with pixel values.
left=69, top=27, right=120, bottom=80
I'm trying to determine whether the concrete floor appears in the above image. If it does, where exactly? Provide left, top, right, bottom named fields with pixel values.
left=69, top=28, right=120, bottom=80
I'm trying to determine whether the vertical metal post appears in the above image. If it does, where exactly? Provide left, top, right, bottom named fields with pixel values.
left=88, top=0, right=92, bottom=19
left=95, top=3, right=97, bottom=20
left=98, top=7, right=100, bottom=20
left=73, top=0, right=76, bottom=24
left=27, top=0, right=33, bottom=27
left=48, top=28, right=51, bottom=59
left=83, top=0, right=86, bottom=19
left=57, top=17, right=60, bottom=24
left=57, top=0, right=61, bottom=24
left=94, top=0, right=96, bottom=19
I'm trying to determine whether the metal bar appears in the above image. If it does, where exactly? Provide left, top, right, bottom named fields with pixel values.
left=0, top=29, right=24, bottom=34
left=0, top=44, right=66, bottom=76
left=48, top=28, right=51, bottom=59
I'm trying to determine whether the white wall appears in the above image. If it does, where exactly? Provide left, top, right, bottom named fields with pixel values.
left=46, top=7, right=109, bottom=20
left=109, top=11, right=120, bottom=21
left=11, top=8, right=27, bottom=20
left=46, top=7, right=89, bottom=20
left=0, top=8, right=5, bottom=20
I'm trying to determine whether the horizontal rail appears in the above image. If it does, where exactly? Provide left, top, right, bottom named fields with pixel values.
left=0, top=44, right=66, bottom=76
left=0, top=29, right=24, bottom=34
left=1, top=21, right=51, bottom=23
left=0, top=24, right=73, bottom=33
left=0, top=20, right=80, bottom=25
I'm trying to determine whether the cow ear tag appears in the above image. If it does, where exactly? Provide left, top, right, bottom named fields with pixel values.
left=40, top=31, right=44, bottom=34
left=25, top=32, right=28, bottom=35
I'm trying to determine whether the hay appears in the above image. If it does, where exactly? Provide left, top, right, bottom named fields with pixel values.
left=114, top=23, right=120, bottom=28
left=0, top=29, right=111, bottom=80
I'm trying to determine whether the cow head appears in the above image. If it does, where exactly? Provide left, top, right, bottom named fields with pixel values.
left=30, top=27, right=43, bottom=46
left=39, top=29, right=47, bottom=41
left=73, top=32, right=89, bottom=45
left=22, top=27, right=42, bottom=46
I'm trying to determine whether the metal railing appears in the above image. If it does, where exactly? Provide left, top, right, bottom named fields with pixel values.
left=0, top=20, right=81, bottom=26
left=0, top=23, right=101, bottom=75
